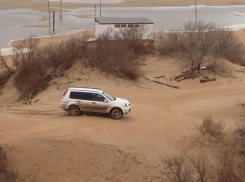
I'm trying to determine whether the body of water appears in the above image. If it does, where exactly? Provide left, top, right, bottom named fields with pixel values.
left=50, top=0, right=121, bottom=3
left=1, top=5, right=245, bottom=48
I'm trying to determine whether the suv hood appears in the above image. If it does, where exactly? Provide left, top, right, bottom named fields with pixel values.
left=114, top=97, right=130, bottom=104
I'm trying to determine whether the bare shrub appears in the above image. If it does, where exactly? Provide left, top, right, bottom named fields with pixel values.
left=0, top=51, right=12, bottom=90
left=87, top=40, right=143, bottom=80
left=165, top=116, right=245, bottom=182
left=0, top=146, right=41, bottom=182
left=113, top=25, right=154, bottom=55
left=190, top=154, right=211, bottom=182
left=235, top=118, right=245, bottom=142
left=0, top=70, right=10, bottom=90
left=13, top=35, right=89, bottom=98
left=165, top=151, right=213, bottom=182
left=196, top=116, right=225, bottom=144
left=88, top=26, right=154, bottom=80
left=12, top=32, right=147, bottom=98
left=165, top=151, right=193, bottom=182
left=14, top=46, right=53, bottom=98
left=216, top=151, right=245, bottom=182
left=165, top=150, right=245, bottom=182
left=159, top=21, right=245, bottom=78
left=113, top=25, right=152, bottom=40
left=0, top=52, right=13, bottom=76
left=98, top=28, right=114, bottom=40
left=12, top=36, right=40, bottom=69
left=0, top=147, right=18, bottom=182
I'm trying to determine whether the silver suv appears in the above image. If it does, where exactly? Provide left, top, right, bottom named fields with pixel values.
left=60, top=87, right=131, bottom=119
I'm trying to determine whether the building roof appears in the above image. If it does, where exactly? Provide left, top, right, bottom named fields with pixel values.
left=95, top=17, right=154, bottom=24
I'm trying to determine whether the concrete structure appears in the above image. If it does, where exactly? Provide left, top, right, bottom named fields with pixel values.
left=95, top=17, right=154, bottom=40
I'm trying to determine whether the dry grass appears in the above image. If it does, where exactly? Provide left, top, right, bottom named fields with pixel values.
left=196, top=116, right=225, bottom=144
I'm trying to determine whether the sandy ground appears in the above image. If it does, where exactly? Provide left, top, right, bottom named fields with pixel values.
left=0, top=0, right=245, bottom=12
left=1, top=1, right=245, bottom=180
left=1, top=50, right=245, bottom=181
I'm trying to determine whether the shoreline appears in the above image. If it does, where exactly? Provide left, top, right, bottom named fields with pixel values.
left=9, top=29, right=95, bottom=50
left=4, top=26, right=245, bottom=51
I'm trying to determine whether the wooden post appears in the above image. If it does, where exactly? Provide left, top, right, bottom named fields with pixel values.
left=53, top=11, right=55, bottom=34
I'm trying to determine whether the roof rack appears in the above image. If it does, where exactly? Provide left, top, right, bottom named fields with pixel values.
left=68, top=87, right=102, bottom=92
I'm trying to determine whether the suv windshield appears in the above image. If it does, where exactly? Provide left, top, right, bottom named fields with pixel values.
left=102, top=91, right=115, bottom=101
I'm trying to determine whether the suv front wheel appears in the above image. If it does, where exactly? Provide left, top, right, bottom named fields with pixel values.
left=68, top=105, right=80, bottom=116
left=111, top=108, right=123, bottom=119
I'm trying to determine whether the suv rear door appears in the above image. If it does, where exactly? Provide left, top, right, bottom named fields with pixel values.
left=69, top=91, right=93, bottom=112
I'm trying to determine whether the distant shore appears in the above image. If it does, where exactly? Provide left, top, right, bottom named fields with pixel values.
left=1, top=0, right=245, bottom=49
left=1, top=0, right=245, bottom=12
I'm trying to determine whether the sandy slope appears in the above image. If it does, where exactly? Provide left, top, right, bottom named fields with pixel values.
left=1, top=54, right=245, bottom=181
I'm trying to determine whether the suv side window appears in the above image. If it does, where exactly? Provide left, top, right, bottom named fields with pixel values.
left=92, top=93, right=105, bottom=102
left=70, top=92, right=92, bottom=100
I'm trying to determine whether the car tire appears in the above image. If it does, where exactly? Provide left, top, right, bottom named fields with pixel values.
left=111, top=108, right=123, bottom=120
left=68, top=105, right=80, bottom=116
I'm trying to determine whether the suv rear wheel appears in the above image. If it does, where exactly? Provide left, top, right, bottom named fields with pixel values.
left=111, top=108, right=123, bottom=119
left=68, top=105, right=80, bottom=116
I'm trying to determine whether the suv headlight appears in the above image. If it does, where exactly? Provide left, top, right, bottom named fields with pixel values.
left=124, top=103, right=130, bottom=107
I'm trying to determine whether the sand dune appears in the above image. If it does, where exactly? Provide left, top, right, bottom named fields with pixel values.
left=1, top=53, right=245, bottom=181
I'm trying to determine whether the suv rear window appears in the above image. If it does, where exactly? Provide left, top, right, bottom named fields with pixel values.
left=69, top=92, right=92, bottom=100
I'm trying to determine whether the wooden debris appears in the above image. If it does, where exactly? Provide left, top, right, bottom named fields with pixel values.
left=174, top=68, right=198, bottom=82
left=203, top=76, right=209, bottom=79
left=200, top=78, right=216, bottom=83
left=34, top=99, right=39, bottom=103
left=144, top=77, right=180, bottom=89
left=154, top=75, right=165, bottom=79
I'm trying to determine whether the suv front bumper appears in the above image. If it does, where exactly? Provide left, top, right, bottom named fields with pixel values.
left=122, top=107, right=131, bottom=114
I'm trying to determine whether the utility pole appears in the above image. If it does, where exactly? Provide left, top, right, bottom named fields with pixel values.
left=60, top=0, right=62, bottom=21
left=53, top=12, right=55, bottom=34
left=100, top=0, right=101, bottom=16
left=95, top=5, right=96, bottom=25
left=48, top=0, right=51, bottom=32
left=195, top=0, right=197, bottom=26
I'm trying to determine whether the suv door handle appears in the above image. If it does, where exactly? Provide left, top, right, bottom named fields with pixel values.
left=92, top=102, right=96, bottom=104
left=77, top=101, right=81, bottom=103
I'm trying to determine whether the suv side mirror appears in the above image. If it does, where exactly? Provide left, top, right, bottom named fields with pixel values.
left=104, top=99, right=108, bottom=103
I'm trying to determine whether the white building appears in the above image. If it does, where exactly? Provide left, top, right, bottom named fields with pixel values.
left=95, top=17, right=154, bottom=40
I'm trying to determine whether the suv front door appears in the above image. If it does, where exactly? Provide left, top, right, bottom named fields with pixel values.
left=90, top=93, right=111, bottom=113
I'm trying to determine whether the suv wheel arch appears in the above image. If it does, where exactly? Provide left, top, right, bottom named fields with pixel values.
left=109, top=107, right=122, bottom=113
